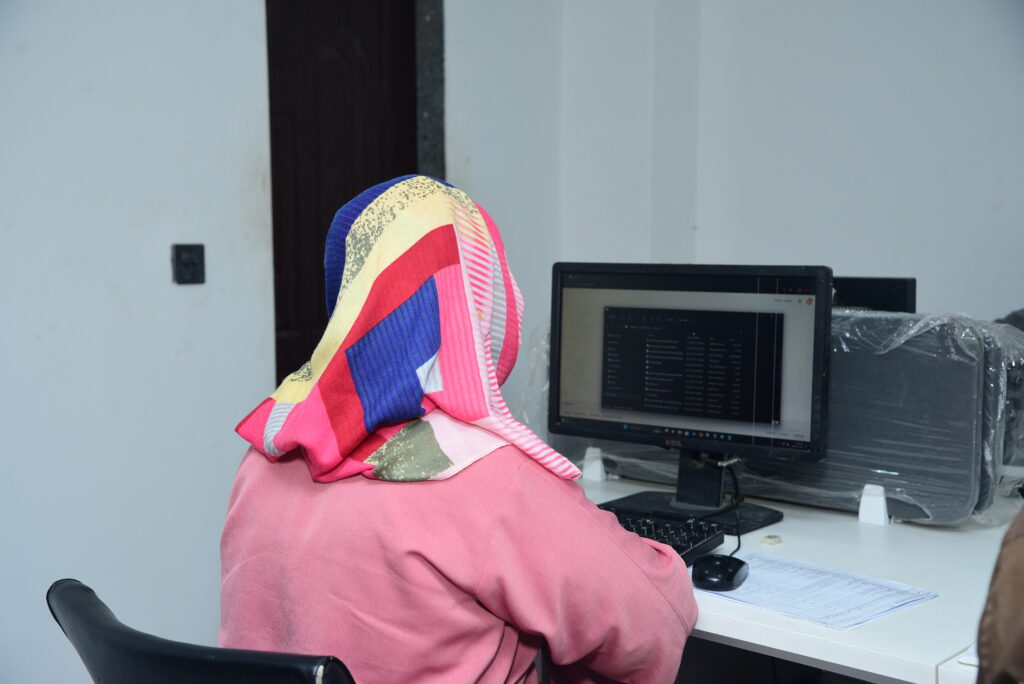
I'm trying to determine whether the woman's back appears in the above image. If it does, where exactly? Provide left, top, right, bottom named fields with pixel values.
left=220, top=445, right=696, bottom=683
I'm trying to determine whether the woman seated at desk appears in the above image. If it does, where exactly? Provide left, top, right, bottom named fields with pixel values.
left=219, top=175, right=698, bottom=683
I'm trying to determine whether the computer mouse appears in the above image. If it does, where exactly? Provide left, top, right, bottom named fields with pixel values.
left=691, top=554, right=749, bottom=591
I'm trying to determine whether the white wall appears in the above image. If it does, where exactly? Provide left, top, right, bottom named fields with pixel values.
left=445, top=0, right=565, bottom=413
left=652, top=0, right=701, bottom=262
left=0, top=2, right=274, bottom=682
left=696, top=1, right=1024, bottom=320
left=559, top=2, right=657, bottom=262
left=446, top=0, right=701, bottom=414
left=447, top=0, right=1024, bottom=402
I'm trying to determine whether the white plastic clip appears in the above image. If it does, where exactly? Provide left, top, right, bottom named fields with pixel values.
left=858, top=483, right=890, bottom=525
left=581, top=446, right=607, bottom=481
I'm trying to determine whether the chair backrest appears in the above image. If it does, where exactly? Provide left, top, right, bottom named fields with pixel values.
left=47, top=578, right=356, bottom=684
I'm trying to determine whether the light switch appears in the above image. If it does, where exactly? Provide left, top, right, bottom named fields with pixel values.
left=172, top=244, right=205, bottom=284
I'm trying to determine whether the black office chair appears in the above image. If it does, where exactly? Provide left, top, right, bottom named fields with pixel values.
left=47, top=578, right=356, bottom=684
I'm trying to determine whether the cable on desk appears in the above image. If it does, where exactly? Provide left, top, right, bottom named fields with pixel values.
left=725, top=465, right=742, bottom=557
left=693, top=461, right=745, bottom=556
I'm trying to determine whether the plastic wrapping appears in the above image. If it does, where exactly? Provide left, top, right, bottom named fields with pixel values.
left=523, top=312, right=1024, bottom=526
left=731, top=311, right=1024, bottom=525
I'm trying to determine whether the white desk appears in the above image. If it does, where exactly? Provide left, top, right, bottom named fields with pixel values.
left=937, top=649, right=979, bottom=684
left=581, top=477, right=1008, bottom=684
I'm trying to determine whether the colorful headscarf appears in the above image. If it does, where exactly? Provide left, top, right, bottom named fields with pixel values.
left=236, top=175, right=581, bottom=482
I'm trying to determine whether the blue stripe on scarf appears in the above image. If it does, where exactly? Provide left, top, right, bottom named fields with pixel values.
left=345, top=276, right=441, bottom=432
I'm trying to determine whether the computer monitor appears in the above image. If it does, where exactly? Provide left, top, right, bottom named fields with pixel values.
left=549, top=263, right=833, bottom=534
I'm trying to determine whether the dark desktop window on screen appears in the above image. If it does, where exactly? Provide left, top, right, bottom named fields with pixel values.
left=600, top=307, right=783, bottom=425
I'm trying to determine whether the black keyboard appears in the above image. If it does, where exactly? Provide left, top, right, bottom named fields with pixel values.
left=603, top=508, right=725, bottom=566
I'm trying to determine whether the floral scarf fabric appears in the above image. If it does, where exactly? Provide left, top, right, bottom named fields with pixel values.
left=236, top=175, right=580, bottom=482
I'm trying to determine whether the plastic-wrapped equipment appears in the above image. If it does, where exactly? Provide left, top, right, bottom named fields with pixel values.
left=731, top=312, right=1024, bottom=525
left=523, top=312, right=1024, bottom=526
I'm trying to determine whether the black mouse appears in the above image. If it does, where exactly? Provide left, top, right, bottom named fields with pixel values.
left=691, top=554, right=749, bottom=591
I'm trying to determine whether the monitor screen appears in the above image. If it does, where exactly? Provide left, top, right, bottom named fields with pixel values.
left=549, top=263, right=833, bottom=462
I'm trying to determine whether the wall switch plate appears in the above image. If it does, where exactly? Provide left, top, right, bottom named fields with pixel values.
left=172, top=244, right=205, bottom=284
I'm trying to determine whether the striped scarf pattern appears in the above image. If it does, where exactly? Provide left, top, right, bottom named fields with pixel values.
left=236, top=176, right=580, bottom=482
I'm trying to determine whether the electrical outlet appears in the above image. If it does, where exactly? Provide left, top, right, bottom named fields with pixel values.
left=172, top=244, right=205, bottom=284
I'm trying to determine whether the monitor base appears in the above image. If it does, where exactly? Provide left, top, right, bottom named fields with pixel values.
left=599, top=490, right=782, bottom=536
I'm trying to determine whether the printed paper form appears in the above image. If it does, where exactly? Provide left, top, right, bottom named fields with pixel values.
left=696, top=552, right=937, bottom=631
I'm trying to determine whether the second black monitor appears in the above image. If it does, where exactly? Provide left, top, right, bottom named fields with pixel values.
left=833, top=276, right=916, bottom=313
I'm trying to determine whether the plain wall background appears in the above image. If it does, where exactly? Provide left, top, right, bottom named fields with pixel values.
left=0, top=2, right=274, bottom=682
left=444, top=1, right=565, bottom=415
left=695, top=0, right=1024, bottom=320
left=447, top=0, right=1024, bottom=418
left=446, top=0, right=703, bottom=413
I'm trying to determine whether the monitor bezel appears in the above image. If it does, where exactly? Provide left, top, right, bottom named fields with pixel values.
left=548, top=262, right=833, bottom=463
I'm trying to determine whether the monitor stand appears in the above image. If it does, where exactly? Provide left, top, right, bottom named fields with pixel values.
left=600, top=449, right=782, bottom=536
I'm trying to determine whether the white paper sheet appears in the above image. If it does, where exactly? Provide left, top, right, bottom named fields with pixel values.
left=695, top=552, right=937, bottom=631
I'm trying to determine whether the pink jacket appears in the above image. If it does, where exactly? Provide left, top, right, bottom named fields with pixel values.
left=220, top=445, right=698, bottom=683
